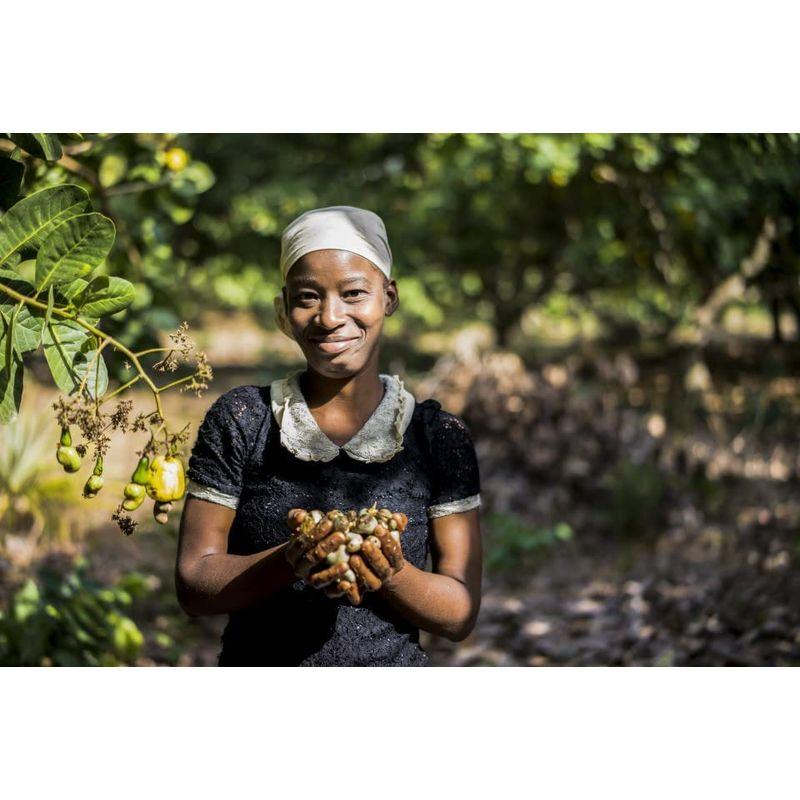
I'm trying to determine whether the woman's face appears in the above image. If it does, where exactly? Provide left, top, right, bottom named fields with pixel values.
left=283, top=249, right=398, bottom=377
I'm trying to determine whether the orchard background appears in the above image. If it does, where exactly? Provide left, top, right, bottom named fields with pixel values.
left=1, top=133, right=799, bottom=666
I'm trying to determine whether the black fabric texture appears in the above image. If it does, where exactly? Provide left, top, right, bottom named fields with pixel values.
left=186, top=383, right=481, bottom=666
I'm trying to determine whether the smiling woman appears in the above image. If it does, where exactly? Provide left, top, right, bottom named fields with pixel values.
left=175, top=206, right=483, bottom=666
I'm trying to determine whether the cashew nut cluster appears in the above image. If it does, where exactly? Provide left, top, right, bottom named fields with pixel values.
left=284, top=502, right=408, bottom=606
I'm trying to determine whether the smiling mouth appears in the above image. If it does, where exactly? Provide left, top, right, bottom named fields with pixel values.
left=310, top=337, right=360, bottom=355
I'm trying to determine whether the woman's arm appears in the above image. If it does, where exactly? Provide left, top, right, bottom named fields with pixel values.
left=175, top=496, right=297, bottom=616
left=375, top=509, right=482, bottom=642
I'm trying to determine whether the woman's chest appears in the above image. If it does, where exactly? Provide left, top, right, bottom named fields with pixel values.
left=228, top=425, right=434, bottom=568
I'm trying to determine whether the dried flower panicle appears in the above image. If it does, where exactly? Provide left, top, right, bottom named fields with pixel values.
left=112, top=505, right=138, bottom=536
left=170, top=320, right=194, bottom=356
left=110, top=399, right=134, bottom=433
left=50, top=318, right=213, bottom=536
left=52, top=394, right=111, bottom=459
left=131, top=409, right=163, bottom=434
left=167, top=423, right=193, bottom=454
left=180, top=351, right=213, bottom=398
left=154, top=321, right=196, bottom=373
left=153, top=351, right=180, bottom=372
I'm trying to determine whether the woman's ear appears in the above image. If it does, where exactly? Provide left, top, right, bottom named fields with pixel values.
left=384, top=278, right=399, bottom=316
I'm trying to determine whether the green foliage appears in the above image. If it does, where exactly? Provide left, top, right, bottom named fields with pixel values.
left=0, top=270, right=45, bottom=352
left=0, top=185, right=90, bottom=260
left=484, top=510, right=574, bottom=574
left=34, top=212, right=115, bottom=293
left=41, top=319, right=109, bottom=399
left=0, top=133, right=216, bottom=359
left=0, top=183, right=120, bottom=418
left=0, top=558, right=149, bottom=666
left=72, top=275, right=135, bottom=317
left=8, top=134, right=63, bottom=163
left=598, top=458, right=668, bottom=539
left=0, top=138, right=206, bottom=535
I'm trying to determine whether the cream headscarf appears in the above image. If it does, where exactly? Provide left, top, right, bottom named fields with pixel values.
left=273, top=206, right=393, bottom=341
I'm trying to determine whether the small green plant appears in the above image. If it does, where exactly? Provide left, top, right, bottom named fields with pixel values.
left=484, top=510, right=574, bottom=574
left=0, top=556, right=150, bottom=666
left=0, top=383, right=84, bottom=548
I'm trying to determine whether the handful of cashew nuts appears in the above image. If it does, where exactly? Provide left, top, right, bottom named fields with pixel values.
left=284, top=502, right=408, bottom=605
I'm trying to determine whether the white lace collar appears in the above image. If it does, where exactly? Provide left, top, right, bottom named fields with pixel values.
left=270, top=370, right=417, bottom=463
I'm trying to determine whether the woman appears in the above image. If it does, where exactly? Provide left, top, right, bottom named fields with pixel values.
left=176, top=205, right=482, bottom=666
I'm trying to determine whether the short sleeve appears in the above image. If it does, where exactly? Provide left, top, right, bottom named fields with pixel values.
left=186, top=386, right=264, bottom=510
left=423, top=403, right=482, bottom=519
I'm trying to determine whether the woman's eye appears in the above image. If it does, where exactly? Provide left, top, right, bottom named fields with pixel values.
left=294, top=290, right=364, bottom=302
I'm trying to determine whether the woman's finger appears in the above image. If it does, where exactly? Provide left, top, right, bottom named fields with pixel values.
left=349, top=554, right=382, bottom=591
left=371, top=525, right=405, bottom=572
left=338, top=579, right=361, bottom=606
left=291, top=517, right=333, bottom=551
left=360, top=538, right=393, bottom=581
left=307, top=561, right=349, bottom=587
left=323, top=580, right=345, bottom=598
left=308, top=518, right=334, bottom=544
left=298, top=531, right=347, bottom=575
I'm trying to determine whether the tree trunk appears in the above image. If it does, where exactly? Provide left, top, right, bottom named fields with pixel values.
left=771, top=295, right=784, bottom=343
left=494, top=308, right=517, bottom=349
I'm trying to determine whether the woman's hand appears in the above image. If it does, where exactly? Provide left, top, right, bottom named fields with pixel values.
left=318, top=524, right=406, bottom=603
left=284, top=508, right=407, bottom=605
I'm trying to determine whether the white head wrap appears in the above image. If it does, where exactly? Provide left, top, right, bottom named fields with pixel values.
left=273, top=206, right=393, bottom=340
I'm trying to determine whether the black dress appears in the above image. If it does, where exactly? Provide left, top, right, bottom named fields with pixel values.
left=185, top=378, right=481, bottom=666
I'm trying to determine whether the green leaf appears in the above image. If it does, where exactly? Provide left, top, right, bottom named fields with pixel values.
left=7, top=306, right=19, bottom=363
left=3, top=253, right=21, bottom=270
left=98, top=155, right=128, bottom=188
left=13, top=258, right=36, bottom=284
left=0, top=309, right=12, bottom=377
left=58, top=278, right=88, bottom=302
left=8, top=134, right=63, bottom=162
left=170, top=161, right=215, bottom=198
left=34, top=213, right=115, bottom=293
left=45, top=285, right=54, bottom=327
left=0, top=270, right=43, bottom=353
left=73, top=275, right=135, bottom=317
left=0, top=316, right=23, bottom=424
left=0, top=185, right=90, bottom=265
left=12, top=580, right=41, bottom=622
left=41, top=319, right=108, bottom=399
left=0, top=156, right=25, bottom=211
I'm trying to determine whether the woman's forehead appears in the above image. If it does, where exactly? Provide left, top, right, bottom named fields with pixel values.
left=287, top=249, right=384, bottom=284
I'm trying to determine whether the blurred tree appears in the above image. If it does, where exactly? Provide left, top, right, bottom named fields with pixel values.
left=4, top=132, right=799, bottom=352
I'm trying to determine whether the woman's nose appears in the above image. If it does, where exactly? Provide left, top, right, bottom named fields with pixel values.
left=316, top=295, right=347, bottom=329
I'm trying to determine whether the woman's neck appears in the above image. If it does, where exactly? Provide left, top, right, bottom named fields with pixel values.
left=299, top=361, right=385, bottom=417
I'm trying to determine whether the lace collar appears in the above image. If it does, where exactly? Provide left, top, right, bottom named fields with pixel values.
left=270, top=370, right=417, bottom=463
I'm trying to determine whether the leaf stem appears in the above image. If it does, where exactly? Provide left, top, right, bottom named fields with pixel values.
left=156, top=374, right=195, bottom=393
left=100, top=375, right=141, bottom=403
left=77, top=336, right=112, bottom=399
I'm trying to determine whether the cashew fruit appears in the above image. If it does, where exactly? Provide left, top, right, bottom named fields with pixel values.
left=146, top=455, right=186, bottom=502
